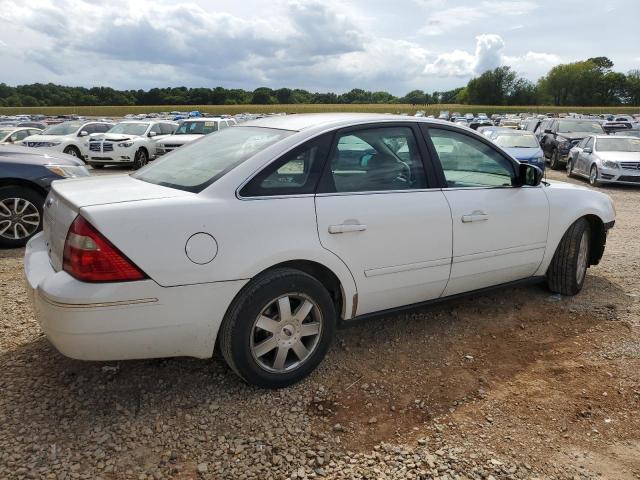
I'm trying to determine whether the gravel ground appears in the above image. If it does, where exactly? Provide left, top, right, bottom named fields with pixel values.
left=1, top=168, right=639, bottom=479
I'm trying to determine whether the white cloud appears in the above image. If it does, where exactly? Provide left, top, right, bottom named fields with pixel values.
left=420, top=1, right=537, bottom=36
left=424, top=34, right=560, bottom=81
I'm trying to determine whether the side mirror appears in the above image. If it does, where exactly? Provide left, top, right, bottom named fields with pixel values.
left=583, top=147, right=592, bottom=154
left=78, top=130, right=89, bottom=137
left=518, top=163, right=543, bottom=187
left=148, top=131, right=157, bottom=137
left=544, top=129, right=553, bottom=134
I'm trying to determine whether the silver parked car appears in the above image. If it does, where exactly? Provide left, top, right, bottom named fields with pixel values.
left=567, top=135, right=640, bottom=186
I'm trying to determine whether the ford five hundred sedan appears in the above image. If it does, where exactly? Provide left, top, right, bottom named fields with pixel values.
left=24, top=114, right=615, bottom=388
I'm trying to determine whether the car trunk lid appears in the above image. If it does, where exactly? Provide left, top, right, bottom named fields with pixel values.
left=44, top=175, right=192, bottom=272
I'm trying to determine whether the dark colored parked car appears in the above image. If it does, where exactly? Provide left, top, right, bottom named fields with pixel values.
left=537, top=119, right=605, bottom=170
left=0, top=145, right=89, bottom=248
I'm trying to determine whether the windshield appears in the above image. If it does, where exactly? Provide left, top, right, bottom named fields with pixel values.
left=597, top=137, right=640, bottom=152
left=41, top=122, right=81, bottom=135
left=175, top=120, right=218, bottom=135
left=494, top=134, right=539, bottom=148
left=107, top=123, right=149, bottom=136
left=133, top=127, right=294, bottom=192
left=557, top=121, right=604, bottom=134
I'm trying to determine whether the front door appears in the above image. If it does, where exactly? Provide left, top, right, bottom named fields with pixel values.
left=315, top=124, right=453, bottom=316
left=425, top=127, right=549, bottom=296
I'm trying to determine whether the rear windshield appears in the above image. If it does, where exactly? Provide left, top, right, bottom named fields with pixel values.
left=133, top=126, right=293, bottom=192
left=494, top=134, right=539, bottom=148
left=557, top=121, right=604, bottom=134
left=597, top=137, right=640, bottom=152
left=175, top=120, right=218, bottom=135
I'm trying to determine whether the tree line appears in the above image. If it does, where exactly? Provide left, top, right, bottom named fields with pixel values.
left=1, top=57, right=638, bottom=108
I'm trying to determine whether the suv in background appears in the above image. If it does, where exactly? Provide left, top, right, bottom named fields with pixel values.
left=22, top=121, right=113, bottom=160
left=537, top=118, right=605, bottom=169
left=87, top=120, right=177, bottom=169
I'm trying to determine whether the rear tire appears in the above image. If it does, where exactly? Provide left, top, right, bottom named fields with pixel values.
left=219, top=268, right=336, bottom=388
left=0, top=186, right=44, bottom=248
left=546, top=218, right=591, bottom=296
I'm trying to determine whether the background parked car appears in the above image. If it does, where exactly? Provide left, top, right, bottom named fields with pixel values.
left=87, top=120, right=177, bottom=169
left=0, top=127, right=42, bottom=144
left=0, top=145, right=89, bottom=248
left=156, top=117, right=236, bottom=156
left=567, top=135, right=640, bottom=186
left=490, top=130, right=545, bottom=172
left=538, top=118, right=606, bottom=170
left=22, top=121, right=113, bottom=160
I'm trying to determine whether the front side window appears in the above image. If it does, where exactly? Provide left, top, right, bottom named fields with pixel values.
left=160, top=123, right=176, bottom=135
left=327, top=126, right=427, bottom=193
left=133, top=126, right=294, bottom=193
left=240, top=134, right=331, bottom=197
left=428, top=128, right=516, bottom=188
left=584, top=137, right=594, bottom=150
left=150, top=124, right=162, bottom=136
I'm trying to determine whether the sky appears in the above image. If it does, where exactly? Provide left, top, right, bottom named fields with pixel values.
left=0, top=0, right=638, bottom=95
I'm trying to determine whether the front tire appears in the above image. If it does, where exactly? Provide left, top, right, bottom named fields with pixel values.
left=132, top=149, right=148, bottom=170
left=219, top=268, right=336, bottom=388
left=566, top=158, right=574, bottom=177
left=0, top=186, right=44, bottom=248
left=546, top=218, right=591, bottom=296
left=63, top=145, right=81, bottom=159
left=549, top=149, right=562, bottom=170
left=589, top=165, right=600, bottom=187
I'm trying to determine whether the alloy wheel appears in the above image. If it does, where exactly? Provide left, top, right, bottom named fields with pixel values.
left=576, top=230, right=589, bottom=285
left=250, top=293, right=322, bottom=373
left=0, top=197, right=41, bottom=240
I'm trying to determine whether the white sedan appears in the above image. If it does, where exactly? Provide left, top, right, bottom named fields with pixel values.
left=24, top=114, right=615, bottom=388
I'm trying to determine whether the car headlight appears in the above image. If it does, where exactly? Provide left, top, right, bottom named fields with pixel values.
left=45, top=164, right=90, bottom=178
left=602, top=160, right=619, bottom=169
left=118, top=141, right=133, bottom=147
left=48, top=141, right=61, bottom=146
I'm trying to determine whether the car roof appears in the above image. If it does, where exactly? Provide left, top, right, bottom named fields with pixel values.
left=240, top=113, right=452, bottom=132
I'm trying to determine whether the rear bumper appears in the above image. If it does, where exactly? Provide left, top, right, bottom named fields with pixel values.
left=24, top=233, right=247, bottom=361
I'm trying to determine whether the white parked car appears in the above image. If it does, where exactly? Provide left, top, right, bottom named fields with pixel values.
left=22, top=121, right=113, bottom=159
left=156, top=117, right=236, bottom=156
left=0, top=127, right=42, bottom=144
left=567, top=135, right=640, bottom=186
left=24, top=114, right=615, bottom=388
left=87, top=121, right=177, bottom=169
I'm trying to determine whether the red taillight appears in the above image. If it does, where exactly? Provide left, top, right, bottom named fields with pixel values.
left=63, top=216, right=147, bottom=283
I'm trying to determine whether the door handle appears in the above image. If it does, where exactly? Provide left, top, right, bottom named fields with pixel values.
left=328, top=223, right=367, bottom=234
left=461, top=211, right=489, bottom=223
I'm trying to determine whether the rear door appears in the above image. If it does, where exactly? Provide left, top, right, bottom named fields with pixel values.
left=423, top=125, right=549, bottom=296
left=315, top=123, right=452, bottom=316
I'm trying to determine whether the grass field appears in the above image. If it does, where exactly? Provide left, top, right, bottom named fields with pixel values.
left=0, top=104, right=638, bottom=117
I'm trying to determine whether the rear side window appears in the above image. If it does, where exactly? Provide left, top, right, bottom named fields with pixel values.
left=240, top=133, right=332, bottom=197
left=325, top=126, right=427, bottom=193
left=133, top=127, right=294, bottom=193
left=428, top=128, right=515, bottom=188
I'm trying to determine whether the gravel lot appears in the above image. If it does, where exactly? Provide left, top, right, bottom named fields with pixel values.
left=1, top=168, right=639, bottom=479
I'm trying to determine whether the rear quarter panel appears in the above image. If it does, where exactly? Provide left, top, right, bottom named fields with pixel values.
left=81, top=196, right=357, bottom=317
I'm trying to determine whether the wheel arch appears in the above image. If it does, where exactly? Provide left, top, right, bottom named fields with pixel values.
left=0, top=178, right=48, bottom=199
left=583, top=214, right=607, bottom=266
